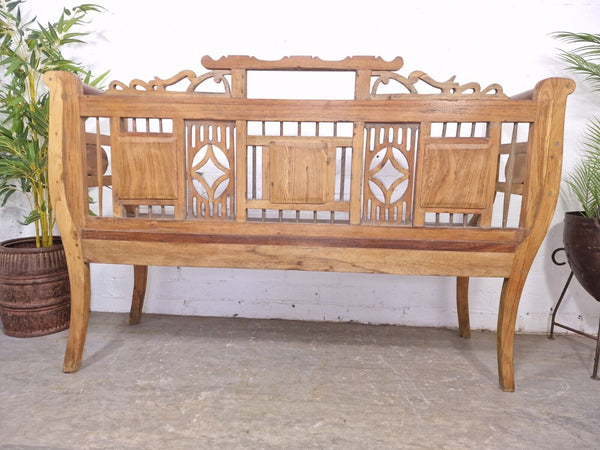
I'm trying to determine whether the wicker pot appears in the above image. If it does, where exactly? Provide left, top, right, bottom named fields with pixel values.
left=0, top=237, right=70, bottom=337
left=563, top=211, right=600, bottom=302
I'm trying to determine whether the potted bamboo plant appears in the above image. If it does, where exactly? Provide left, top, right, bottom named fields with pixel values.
left=554, top=32, right=600, bottom=303
left=0, top=0, right=107, bottom=336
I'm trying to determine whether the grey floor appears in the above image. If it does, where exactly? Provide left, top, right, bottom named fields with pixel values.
left=1, top=312, right=599, bottom=449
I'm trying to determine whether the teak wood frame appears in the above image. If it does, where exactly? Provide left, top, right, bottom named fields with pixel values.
left=45, top=56, right=575, bottom=391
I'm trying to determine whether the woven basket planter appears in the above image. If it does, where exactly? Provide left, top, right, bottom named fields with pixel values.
left=0, top=237, right=70, bottom=337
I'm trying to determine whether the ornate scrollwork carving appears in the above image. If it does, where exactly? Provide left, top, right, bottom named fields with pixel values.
left=108, top=70, right=231, bottom=95
left=105, top=56, right=506, bottom=99
left=371, top=70, right=506, bottom=99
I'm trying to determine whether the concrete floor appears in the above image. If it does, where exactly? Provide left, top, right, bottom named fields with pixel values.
left=1, top=312, right=599, bottom=449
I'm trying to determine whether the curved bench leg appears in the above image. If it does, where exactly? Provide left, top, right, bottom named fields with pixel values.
left=129, top=265, right=148, bottom=325
left=456, top=277, right=471, bottom=338
left=497, top=275, right=526, bottom=392
left=63, top=261, right=91, bottom=373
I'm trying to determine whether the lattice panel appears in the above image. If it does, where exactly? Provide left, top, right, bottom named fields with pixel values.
left=186, top=121, right=235, bottom=219
left=363, top=123, right=419, bottom=224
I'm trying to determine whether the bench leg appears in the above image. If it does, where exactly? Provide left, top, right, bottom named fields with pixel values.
left=497, top=275, right=526, bottom=392
left=456, top=277, right=471, bottom=338
left=63, top=261, right=91, bottom=373
left=129, top=265, right=148, bottom=325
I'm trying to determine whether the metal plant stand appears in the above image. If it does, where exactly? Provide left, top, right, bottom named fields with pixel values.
left=550, top=248, right=600, bottom=380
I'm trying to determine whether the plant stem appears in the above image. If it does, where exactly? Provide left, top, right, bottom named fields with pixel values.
left=32, top=188, right=41, bottom=248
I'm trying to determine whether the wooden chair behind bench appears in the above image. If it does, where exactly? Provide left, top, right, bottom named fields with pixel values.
left=45, top=56, right=574, bottom=391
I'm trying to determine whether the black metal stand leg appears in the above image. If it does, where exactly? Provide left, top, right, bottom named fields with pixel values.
left=550, top=248, right=574, bottom=340
left=550, top=247, right=600, bottom=380
left=593, top=315, right=600, bottom=380
left=550, top=271, right=574, bottom=339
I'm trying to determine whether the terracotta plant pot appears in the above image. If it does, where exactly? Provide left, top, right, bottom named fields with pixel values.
left=0, top=237, right=70, bottom=337
left=563, top=211, right=600, bottom=302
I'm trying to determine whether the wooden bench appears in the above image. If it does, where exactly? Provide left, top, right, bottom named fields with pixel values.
left=45, top=56, right=574, bottom=391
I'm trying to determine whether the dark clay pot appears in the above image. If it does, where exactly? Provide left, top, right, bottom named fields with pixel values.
left=563, top=212, right=600, bottom=302
left=0, top=237, right=70, bottom=337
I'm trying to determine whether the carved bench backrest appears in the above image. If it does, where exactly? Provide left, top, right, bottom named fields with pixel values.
left=48, top=56, right=573, bottom=234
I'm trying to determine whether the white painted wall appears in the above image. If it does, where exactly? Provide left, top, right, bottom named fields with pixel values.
left=3, top=0, right=600, bottom=333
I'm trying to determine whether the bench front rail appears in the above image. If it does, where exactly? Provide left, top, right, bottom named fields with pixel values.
left=45, top=56, right=574, bottom=391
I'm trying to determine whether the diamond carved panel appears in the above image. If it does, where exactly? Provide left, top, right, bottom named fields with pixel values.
left=186, top=121, right=235, bottom=219
left=363, top=123, right=418, bottom=224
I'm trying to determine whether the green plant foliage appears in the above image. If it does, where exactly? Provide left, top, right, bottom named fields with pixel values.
left=565, top=118, right=600, bottom=219
left=554, top=32, right=600, bottom=219
left=0, top=0, right=108, bottom=247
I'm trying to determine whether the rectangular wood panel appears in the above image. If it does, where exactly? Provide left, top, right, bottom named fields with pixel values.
left=413, top=123, right=501, bottom=227
left=419, top=138, right=494, bottom=209
left=268, top=139, right=333, bottom=205
left=113, top=135, right=178, bottom=200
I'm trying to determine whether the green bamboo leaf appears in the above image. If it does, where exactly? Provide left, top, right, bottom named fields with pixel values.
left=0, top=187, right=17, bottom=206
left=89, top=69, right=110, bottom=88
left=21, top=209, right=40, bottom=225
